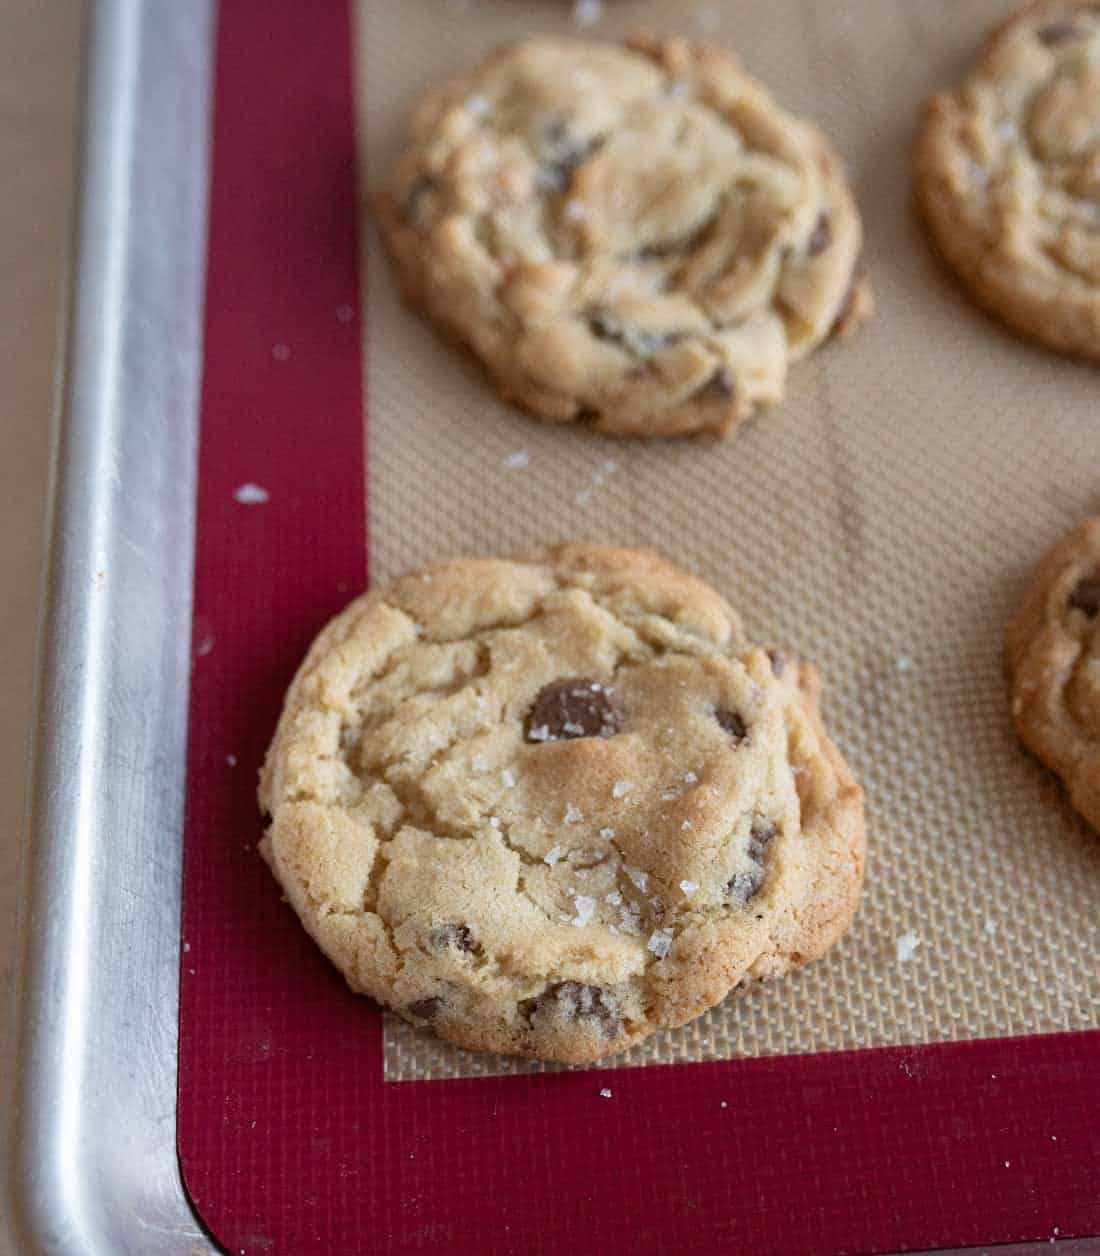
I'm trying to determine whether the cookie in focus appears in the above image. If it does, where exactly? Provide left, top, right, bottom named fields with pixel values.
left=259, top=545, right=866, bottom=1064
left=915, top=1, right=1100, bottom=358
left=375, top=35, right=871, bottom=438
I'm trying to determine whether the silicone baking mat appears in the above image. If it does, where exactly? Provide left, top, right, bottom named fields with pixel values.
left=178, top=2, right=1100, bottom=1252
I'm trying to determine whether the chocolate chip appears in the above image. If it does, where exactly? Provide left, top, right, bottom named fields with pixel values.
left=538, top=123, right=603, bottom=190
left=714, top=708, right=747, bottom=744
left=430, top=924, right=477, bottom=953
left=407, top=997, right=442, bottom=1021
left=522, top=981, right=620, bottom=1036
left=766, top=648, right=788, bottom=677
left=748, top=820, right=776, bottom=861
left=526, top=678, right=624, bottom=742
left=692, top=368, right=734, bottom=402
left=403, top=175, right=437, bottom=226
left=807, top=211, right=831, bottom=256
left=1037, top=21, right=1083, bottom=44
left=726, top=821, right=776, bottom=904
left=587, top=308, right=678, bottom=358
left=261, top=810, right=273, bottom=827
left=1068, top=575, right=1100, bottom=617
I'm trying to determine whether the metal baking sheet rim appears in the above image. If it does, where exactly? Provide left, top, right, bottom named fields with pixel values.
left=0, top=2, right=1091, bottom=1253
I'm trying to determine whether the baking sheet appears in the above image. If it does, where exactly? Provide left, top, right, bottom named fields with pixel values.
left=175, top=3, right=1100, bottom=1252
left=357, top=0, right=1100, bottom=1084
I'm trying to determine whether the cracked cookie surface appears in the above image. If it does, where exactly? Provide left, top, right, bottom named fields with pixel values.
left=1007, top=515, right=1100, bottom=831
left=374, top=35, right=870, bottom=438
left=916, top=1, right=1100, bottom=358
left=259, top=545, right=865, bottom=1064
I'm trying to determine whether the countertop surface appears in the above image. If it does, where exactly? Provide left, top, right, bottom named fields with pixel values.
left=1, top=2, right=82, bottom=1247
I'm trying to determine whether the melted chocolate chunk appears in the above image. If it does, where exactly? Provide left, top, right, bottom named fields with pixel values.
left=1068, top=575, right=1100, bottom=617
left=727, top=821, right=776, bottom=904
left=1037, top=21, right=1083, bottom=44
left=430, top=924, right=478, bottom=953
left=526, top=678, right=624, bottom=742
left=715, top=708, right=748, bottom=744
left=807, top=211, right=831, bottom=256
left=522, top=981, right=620, bottom=1036
left=407, top=997, right=442, bottom=1021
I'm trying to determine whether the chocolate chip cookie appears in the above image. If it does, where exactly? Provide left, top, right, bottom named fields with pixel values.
left=375, top=35, right=871, bottom=438
left=916, top=1, right=1100, bottom=358
left=1007, top=515, right=1100, bottom=830
left=259, top=545, right=866, bottom=1064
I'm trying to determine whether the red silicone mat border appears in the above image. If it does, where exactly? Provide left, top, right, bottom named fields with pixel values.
left=177, top=4, right=1100, bottom=1252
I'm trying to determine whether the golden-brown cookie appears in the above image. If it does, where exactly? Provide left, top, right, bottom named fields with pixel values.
left=1007, top=515, right=1100, bottom=830
left=916, top=1, right=1100, bottom=358
left=259, top=545, right=866, bottom=1064
left=375, top=35, right=870, bottom=438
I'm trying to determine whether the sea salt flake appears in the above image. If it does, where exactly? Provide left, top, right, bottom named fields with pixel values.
left=661, top=789, right=679, bottom=801
left=563, top=721, right=585, bottom=736
left=895, top=654, right=912, bottom=673
left=599, top=827, right=615, bottom=839
left=679, top=880, right=699, bottom=896
left=544, top=844, right=564, bottom=866
left=681, top=820, right=693, bottom=831
left=528, top=724, right=551, bottom=742
left=896, top=932, right=921, bottom=963
left=233, top=482, right=269, bottom=505
left=647, top=928, right=674, bottom=959
left=564, top=199, right=586, bottom=222
left=183, top=942, right=191, bottom=953
left=612, top=780, right=632, bottom=798
left=684, top=771, right=698, bottom=784
left=984, top=917, right=998, bottom=937
left=720, top=1101, right=728, bottom=1109
left=599, top=1087, right=613, bottom=1098
left=572, top=895, right=597, bottom=927
left=573, top=0, right=603, bottom=27
left=501, top=769, right=517, bottom=788
left=624, top=865, right=649, bottom=892
left=565, top=804, right=584, bottom=823
left=605, top=891, right=622, bottom=906
left=619, top=904, right=642, bottom=934
left=472, top=754, right=489, bottom=772
left=466, top=94, right=490, bottom=117
left=503, top=450, right=530, bottom=469
left=489, top=816, right=500, bottom=830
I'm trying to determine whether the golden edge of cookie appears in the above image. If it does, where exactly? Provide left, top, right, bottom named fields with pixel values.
left=259, top=547, right=867, bottom=1065
left=913, top=5, right=1100, bottom=362
left=1005, top=515, right=1100, bottom=831
left=373, top=35, right=871, bottom=439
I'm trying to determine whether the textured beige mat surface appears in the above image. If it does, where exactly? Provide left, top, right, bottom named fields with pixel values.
left=355, top=0, right=1099, bottom=1081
